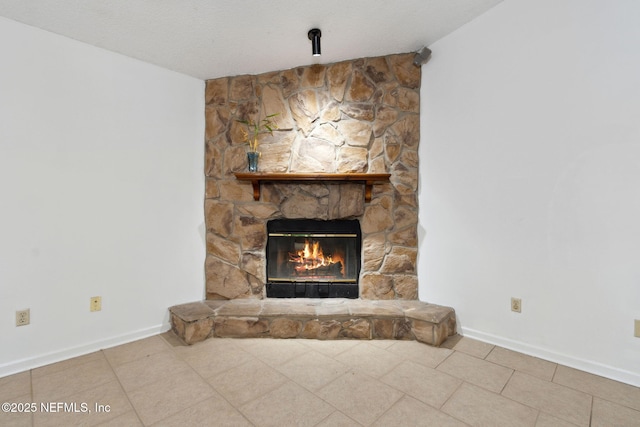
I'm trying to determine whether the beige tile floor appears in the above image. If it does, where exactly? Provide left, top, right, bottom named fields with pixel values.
left=1, top=333, right=639, bottom=426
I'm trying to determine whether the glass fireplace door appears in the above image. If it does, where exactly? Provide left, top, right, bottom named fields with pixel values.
left=266, top=219, right=361, bottom=298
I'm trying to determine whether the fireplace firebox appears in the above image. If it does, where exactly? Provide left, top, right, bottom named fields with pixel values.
left=266, top=219, right=361, bottom=298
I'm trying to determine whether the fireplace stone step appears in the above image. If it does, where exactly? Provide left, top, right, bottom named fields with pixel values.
left=169, top=299, right=456, bottom=347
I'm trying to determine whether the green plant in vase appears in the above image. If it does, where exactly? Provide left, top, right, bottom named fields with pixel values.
left=237, top=113, right=279, bottom=172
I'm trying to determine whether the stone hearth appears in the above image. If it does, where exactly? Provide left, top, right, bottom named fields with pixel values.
left=170, top=299, right=456, bottom=346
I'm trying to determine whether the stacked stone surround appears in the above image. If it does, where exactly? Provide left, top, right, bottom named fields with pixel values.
left=204, top=52, right=421, bottom=300
left=169, top=299, right=456, bottom=347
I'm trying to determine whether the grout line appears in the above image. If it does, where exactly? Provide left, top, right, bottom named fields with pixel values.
left=484, top=344, right=496, bottom=360
left=438, top=379, right=464, bottom=415
left=532, top=410, right=542, bottom=426
left=313, top=409, right=363, bottom=427
left=100, top=349, right=145, bottom=426
left=110, top=338, right=223, bottom=423
left=174, top=341, right=259, bottom=426
left=498, top=367, right=516, bottom=395
left=30, top=369, right=34, bottom=427
left=550, top=365, right=640, bottom=413
left=550, top=360, right=559, bottom=383
left=500, top=372, right=592, bottom=426
left=368, top=392, right=407, bottom=426
left=433, top=345, right=455, bottom=369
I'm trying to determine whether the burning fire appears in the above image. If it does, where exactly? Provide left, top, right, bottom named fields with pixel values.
left=288, top=239, right=344, bottom=275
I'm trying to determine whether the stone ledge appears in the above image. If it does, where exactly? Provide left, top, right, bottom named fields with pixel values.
left=169, top=298, right=456, bottom=347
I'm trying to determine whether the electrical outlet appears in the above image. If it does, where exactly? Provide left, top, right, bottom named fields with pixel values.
left=90, top=296, right=102, bottom=312
left=511, top=297, right=522, bottom=313
left=635, top=319, right=640, bottom=338
left=16, top=309, right=30, bottom=326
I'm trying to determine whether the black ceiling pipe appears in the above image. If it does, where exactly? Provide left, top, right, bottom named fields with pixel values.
left=308, top=28, right=321, bottom=56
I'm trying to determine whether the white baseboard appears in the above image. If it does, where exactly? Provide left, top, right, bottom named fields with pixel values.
left=0, top=324, right=169, bottom=379
left=461, top=327, right=640, bottom=388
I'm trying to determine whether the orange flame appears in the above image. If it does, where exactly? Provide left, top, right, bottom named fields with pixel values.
left=289, top=239, right=344, bottom=275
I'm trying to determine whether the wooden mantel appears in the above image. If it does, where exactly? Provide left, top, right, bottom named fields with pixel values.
left=234, top=172, right=391, bottom=202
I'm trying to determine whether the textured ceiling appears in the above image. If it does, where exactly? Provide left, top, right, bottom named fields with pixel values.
left=0, top=0, right=502, bottom=80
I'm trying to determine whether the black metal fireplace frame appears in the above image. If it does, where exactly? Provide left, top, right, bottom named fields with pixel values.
left=265, top=219, right=361, bottom=298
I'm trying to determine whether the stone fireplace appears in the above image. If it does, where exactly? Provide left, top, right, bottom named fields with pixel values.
left=204, top=52, right=421, bottom=301
left=169, top=52, right=457, bottom=346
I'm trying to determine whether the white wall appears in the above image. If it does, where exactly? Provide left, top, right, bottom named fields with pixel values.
left=0, top=17, right=205, bottom=377
left=419, top=0, right=640, bottom=386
